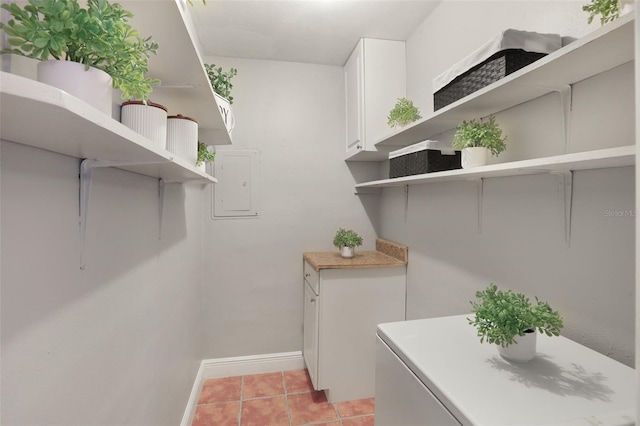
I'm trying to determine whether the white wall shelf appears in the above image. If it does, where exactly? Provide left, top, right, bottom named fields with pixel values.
left=0, top=72, right=217, bottom=183
left=373, top=13, right=634, bottom=150
left=355, top=146, right=635, bottom=189
left=120, top=0, right=232, bottom=146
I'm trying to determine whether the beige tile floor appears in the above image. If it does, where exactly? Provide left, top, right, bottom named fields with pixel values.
left=192, top=369, right=375, bottom=426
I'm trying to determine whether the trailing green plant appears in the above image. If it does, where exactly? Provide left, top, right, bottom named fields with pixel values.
left=205, top=64, right=237, bottom=104
left=387, top=97, right=422, bottom=128
left=0, top=0, right=160, bottom=101
left=332, top=228, right=363, bottom=249
left=197, top=142, right=215, bottom=166
left=452, top=115, right=507, bottom=156
left=468, top=283, right=563, bottom=348
left=583, top=0, right=620, bottom=25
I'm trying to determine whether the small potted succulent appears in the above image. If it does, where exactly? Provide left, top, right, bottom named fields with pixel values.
left=197, top=142, right=215, bottom=171
left=0, top=0, right=160, bottom=115
left=452, top=115, right=507, bottom=168
left=332, top=228, right=363, bottom=259
left=387, top=97, right=422, bottom=129
left=205, top=64, right=237, bottom=133
left=468, top=283, right=563, bottom=363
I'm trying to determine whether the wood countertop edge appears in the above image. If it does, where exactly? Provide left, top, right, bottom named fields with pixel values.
left=303, top=249, right=407, bottom=272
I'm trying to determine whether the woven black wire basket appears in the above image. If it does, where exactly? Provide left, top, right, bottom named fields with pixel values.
left=434, top=49, right=547, bottom=111
left=389, top=149, right=461, bottom=178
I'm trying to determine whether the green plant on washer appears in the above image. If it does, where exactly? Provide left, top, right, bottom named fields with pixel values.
left=452, top=115, right=507, bottom=156
left=468, top=283, right=564, bottom=348
left=197, top=142, right=215, bottom=166
left=205, top=64, right=238, bottom=104
left=387, top=97, right=422, bottom=128
left=582, top=0, right=621, bottom=25
left=0, top=0, right=160, bottom=101
left=332, top=228, right=363, bottom=249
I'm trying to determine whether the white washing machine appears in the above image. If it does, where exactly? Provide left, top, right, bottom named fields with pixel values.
left=375, top=315, right=636, bottom=426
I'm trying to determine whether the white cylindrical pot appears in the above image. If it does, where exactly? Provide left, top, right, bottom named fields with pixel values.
left=197, top=162, right=207, bottom=173
left=340, top=246, right=355, bottom=259
left=167, top=114, right=198, bottom=165
left=37, top=60, right=112, bottom=116
left=120, top=101, right=168, bottom=149
left=214, top=93, right=235, bottom=133
left=461, top=147, right=489, bottom=168
left=498, top=331, right=537, bottom=363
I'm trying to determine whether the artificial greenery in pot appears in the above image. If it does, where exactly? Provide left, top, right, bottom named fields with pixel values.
left=452, top=115, right=507, bottom=156
left=468, top=283, right=563, bottom=362
left=0, top=0, right=160, bottom=102
left=332, top=228, right=363, bottom=259
left=197, top=141, right=215, bottom=167
left=205, top=63, right=238, bottom=104
left=387, top=97, right=422, bottom=129
left=452, top=115, right=507, bottom=168
left=582, top=0, right=622, bottom=25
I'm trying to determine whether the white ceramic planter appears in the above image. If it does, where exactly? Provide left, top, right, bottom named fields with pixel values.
left=214, top=93, right=235, bottom=133
left=497, top=331, right=537, bottom=363
left=340, top=246, right=355, bottom=259
left=120, top=101, right=168, bottom=149
left=461, top=147, right=489, bottom=168
left=167, top=114, right=198, bottom=165
left=37, top=60, right=112, bottom=116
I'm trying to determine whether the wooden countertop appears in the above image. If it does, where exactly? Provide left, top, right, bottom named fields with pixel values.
left=304, top=238, right=408, bottom=271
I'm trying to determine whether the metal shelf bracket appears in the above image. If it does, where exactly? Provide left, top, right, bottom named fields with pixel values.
left=79, top=158, right=171, bottom=270
left=553, top=170, right=574, bottom=247
left=476, top=178, right=484, bottom=234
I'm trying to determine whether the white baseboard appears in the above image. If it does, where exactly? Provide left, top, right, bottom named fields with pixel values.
left=180, top=362, right=205, bottom=426
left=181, top=351, right=304, bottom=426
left=202, top=350, right=304, bottom=379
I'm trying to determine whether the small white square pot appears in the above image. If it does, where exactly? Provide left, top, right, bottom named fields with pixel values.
left=37, top=60, right=113, bottom=116
left=120, top=100, right=168, bottom=149
left=166, top=114, right=198, bottom=165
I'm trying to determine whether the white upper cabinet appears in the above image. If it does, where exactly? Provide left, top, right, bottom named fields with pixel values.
left=344, top=39, right=406, bottom=161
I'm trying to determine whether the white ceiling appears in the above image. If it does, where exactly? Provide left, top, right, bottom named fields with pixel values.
left=189, top=1, right=441, bottom=66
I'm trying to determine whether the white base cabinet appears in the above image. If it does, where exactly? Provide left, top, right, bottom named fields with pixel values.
left=375, top=315, right=636, bottom=426
left=303, top=261, right=406, bottom=403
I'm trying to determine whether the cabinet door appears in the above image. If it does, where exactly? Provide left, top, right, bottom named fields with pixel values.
left=375, top=337, right=461, bottom=426
left=303, top=282, right=319, bottom=390
left=344, top=40, right=363, bottom=156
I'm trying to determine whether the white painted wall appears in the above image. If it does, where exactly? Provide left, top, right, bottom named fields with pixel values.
left=1, top=141, right=205, bottom=424
left=635, top=2, right=639, bottom=416
left=200, top=56, right=379, bottom=358
left=379, top=0, right=635, bottom=366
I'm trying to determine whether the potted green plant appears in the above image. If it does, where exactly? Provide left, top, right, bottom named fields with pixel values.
left=205, top=64, right=237, bottom=133
left=332, top=228, right=363, bottom=259
left=387, top=97, right=422, bottom=129
left=582, top=0, right=633, bottom=25
left=0, top=0, right=160, bottom=114
left=468, top=283, right=563, bottom=362
left=197, top=142, right=215, bottom=171
left=452, top=115, right=507, bottom=168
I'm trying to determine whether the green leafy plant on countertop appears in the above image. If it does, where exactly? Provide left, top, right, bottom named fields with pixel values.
left=0, top=0, right=160, bottom=101
left=452, top=115, right=507, bottom=156
left=332, top=228, right=363, bottom=249
left=468, top=283, right=564, bottom=348
left=387, top=97, right=422, bottom=128
left=205, top=63, right=238, bottom=104
left=197, top=142, right=215, bottom=166
left=583, top=0, right=621, bottom=25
